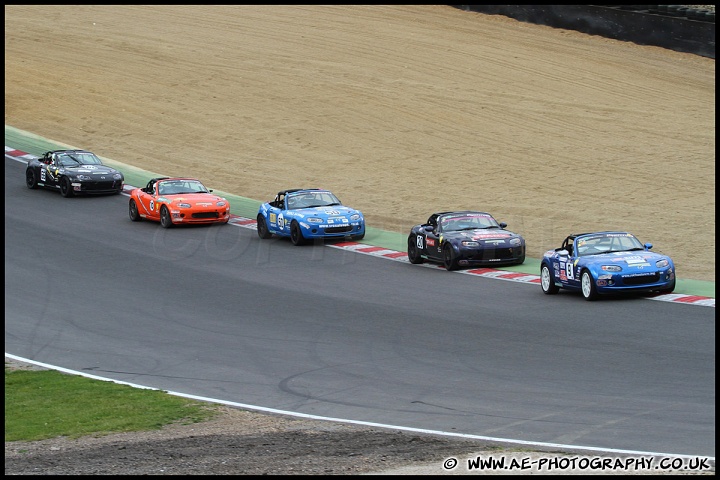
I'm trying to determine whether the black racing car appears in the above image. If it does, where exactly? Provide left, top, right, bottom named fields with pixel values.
left=25, top=149, right=125, bottom=197
left=407, top=211, right=526, bottom=271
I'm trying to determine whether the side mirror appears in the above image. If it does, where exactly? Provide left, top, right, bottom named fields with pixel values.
left=499, top=222, right=507, bottom=228
left=423, top=225, right=434, bottom=232
left=557, top=249, right=569, bottom=256
left=645, top=243, right=653, bottom=250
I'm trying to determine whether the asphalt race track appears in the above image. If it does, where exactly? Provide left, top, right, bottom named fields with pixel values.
left=4, top=156, right=715, bottom=458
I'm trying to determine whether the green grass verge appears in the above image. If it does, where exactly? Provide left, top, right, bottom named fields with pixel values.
left=5, top=364, right=218, bottom=442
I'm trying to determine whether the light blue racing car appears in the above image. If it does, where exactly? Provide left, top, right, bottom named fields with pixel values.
left=540, top=231, right=676, bottom=301
left=257, top=188, right=365, bottom=245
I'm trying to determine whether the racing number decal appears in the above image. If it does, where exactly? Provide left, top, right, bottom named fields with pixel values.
left=149, top=200, right=155, bottom=211
left=277, top=213, right=285, bottom=229
left=566, top=261, right=575, bottom=280
left=416, top=235, right=424, bottom=249
left=40, top=168, right=46, bottom=182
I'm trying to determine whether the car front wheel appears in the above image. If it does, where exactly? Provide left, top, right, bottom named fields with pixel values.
left=257, top=214, right=272, bottom=239
left=26, top=169, right=38, bottom=189
left=290, top=221, right=306, bottom=246
left=540, top=264, right=559, bottom=294
left=160, top=205, right=173, bottom=228
left=60, top=177, right=74, bottom=197
left=581, top=270, right=598, bottom=301
left=659, top=279, right=676, bottom=295
left=442, top=243, right=459, bottom=271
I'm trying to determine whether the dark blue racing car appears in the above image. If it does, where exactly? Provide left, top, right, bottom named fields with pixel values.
left=407, top=211, right=526, bottom=270
left=540, top=231, right=676, bottom=301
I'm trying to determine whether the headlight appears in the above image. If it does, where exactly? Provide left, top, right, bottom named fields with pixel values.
left=307, top=217, right=323, bottom=223
left=113, top=173, right=123, bottom=180
left=177, top=203, right=192, bottom=208
left=461, top=241, right=479, bottom=247
left=350, top=214, right=362, bottom=221
left=601, top=265, right=622, bottom=272
left=509, top=238, right=522, bottom=246
left=76, top=175, right=92, bottom=181
left=216, top=201, right=227, bottom=207
left=656, top=259, right=669, bottom=268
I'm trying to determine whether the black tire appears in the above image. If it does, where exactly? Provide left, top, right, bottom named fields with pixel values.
left=257, top=214, right=272, bottom=239
left=540, top=263, right=559, bottom=295
left=26, top=169, right=38, bottom=189
left=129, top=199, right=141, bottom=222
left=352, top=231, right=365, bottom=241
left=160, top=205, right=173, bottom=228
left=581, top=270, right=598, bottom=301
left=442, top=243, right=459, bottom=271
left=290, top=221, right=306, bottom=246
left=60, top=177, right=74, bottom=197
left=407, top=235, right=424, bottom=264
left=516, top=254, right=525, bottom=265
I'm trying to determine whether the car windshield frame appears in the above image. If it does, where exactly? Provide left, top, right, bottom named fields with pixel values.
left=575, top=233, right=645, bottom=257
left=57, top=152, right=104, bottom=166
left=438, top=213, right=500, bottom=232
left=286, top=190, right=342, bottom=209
left=157, top=180, right=209, bottom=195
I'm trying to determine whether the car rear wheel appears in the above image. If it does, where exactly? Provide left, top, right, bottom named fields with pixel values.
left=257, top=214, right=272, bottom=239
left=442, top=243, right=459, bottom=271
left=290, top=221, right=306, bottom=246
left=540, top=264, right=559, bottom=294
left=26, top=169, right=38, bottom=189
left=129, top=199, right=141, bottom=222
left=160, top=205, right=173, bottom=228
left=581, top=270, right=598, bottom=301
left=60, top=177, right=74, bottom=197
left=407, top=236, right=424, bottom=264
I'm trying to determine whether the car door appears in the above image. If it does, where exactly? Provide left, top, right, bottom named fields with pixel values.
left=557, top=241, right=582, bottom=289
left=423, top=225, right=443, bottom=261
left=136, top=184, right=159, bottom=220
left=265, top=195, right=287, bottom=234
left=40, top=156, right=61, bottom=188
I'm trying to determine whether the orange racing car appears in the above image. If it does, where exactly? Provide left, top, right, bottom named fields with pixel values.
left=128, top=177, right=231, bottom=228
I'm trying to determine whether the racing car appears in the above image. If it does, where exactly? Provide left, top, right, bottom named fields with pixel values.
left=128, top=177, right=231, bottom=228
left=407, top=211, right=525, bottom=270
left=256, top=188, right=365, bottom=245
left=25, top=149, right=124, bottom=197
left=540, top=231, right=676, bottom=301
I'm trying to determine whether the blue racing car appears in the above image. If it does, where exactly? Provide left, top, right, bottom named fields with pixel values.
left=540, top=231, right=676, bottom=301
left=257, top=188, right=365, bottom=245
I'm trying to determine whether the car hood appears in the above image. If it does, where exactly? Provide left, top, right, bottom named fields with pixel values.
left=62, top=165, right=119, bottom=175
left=166, top=193, right=226, bottom=204
left=294, top=206, right=360, bottom=216
left=582, top=251, right=669, bottom=268
left=442, top=229, right=520, bottom=241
